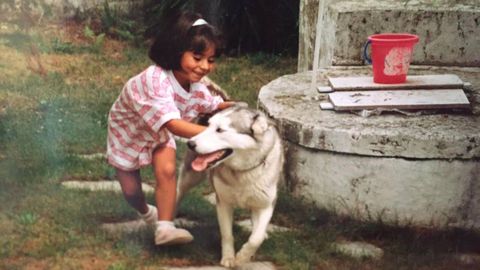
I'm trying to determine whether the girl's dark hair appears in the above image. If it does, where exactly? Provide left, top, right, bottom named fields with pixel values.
left=149, top=11, right=223, bottom=70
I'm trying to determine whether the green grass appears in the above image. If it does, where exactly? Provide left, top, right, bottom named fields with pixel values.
left=1, top=17, right=479, bottom=270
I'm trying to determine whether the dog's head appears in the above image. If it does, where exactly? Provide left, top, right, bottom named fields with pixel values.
left=187, top=104, right=271, bottom=172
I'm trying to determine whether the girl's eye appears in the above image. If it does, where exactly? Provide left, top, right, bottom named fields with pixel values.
left=208, top=58, right=215, bottom=64
left=193, top=55, right=202, bottom=61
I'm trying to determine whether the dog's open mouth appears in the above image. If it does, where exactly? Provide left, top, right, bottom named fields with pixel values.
left=191, top=149, right=233, bottom=172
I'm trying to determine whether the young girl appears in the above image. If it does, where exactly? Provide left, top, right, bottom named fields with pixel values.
left=106, top=11, right=234, bottom=245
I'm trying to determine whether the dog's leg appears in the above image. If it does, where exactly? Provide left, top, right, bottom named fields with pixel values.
left=176, top=150, right=206, bottom=205
left=216, top=199, right=235, bottom=267
left=251, top=213, right=269, bottom=240
left=235, top=206, right=274, bottom=265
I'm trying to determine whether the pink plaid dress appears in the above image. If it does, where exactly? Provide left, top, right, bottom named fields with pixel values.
left=107, top=65, right=223, bottom=171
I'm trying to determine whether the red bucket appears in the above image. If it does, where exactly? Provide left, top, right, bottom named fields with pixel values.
left=363, top=33, right=419, bottom=84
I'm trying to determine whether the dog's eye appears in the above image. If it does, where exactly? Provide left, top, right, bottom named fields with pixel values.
left=216, top=128, right=224, bottom=133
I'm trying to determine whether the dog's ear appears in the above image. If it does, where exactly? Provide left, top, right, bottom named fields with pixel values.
left=251, top=112, right=269, bottom=136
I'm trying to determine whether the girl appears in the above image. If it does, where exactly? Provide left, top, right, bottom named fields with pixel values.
left=106, top=11, right=234, bottom=245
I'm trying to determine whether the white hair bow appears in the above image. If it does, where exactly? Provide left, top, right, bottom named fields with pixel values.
left=192, top=18, right=208, bottom=27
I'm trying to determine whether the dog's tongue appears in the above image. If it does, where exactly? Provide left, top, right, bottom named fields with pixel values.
left=191, top=150, right=225, bottom=171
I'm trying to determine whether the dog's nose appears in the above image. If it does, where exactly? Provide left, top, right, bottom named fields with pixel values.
left=187, top=140, right=196, bottom=150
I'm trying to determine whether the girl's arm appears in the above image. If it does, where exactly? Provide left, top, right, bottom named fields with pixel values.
left=164, top=102, right=238, bottom=138
left=164, top=119, right=206, bottom=138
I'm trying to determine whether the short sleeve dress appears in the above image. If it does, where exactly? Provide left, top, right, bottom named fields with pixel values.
left=106, top=65, right=223, bottom=171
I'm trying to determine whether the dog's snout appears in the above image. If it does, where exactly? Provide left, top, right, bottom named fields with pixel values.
left=187, top=140, right=196, bottom=150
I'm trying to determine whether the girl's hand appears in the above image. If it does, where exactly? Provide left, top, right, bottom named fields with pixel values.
left=164, top=119, right=206, bottom=138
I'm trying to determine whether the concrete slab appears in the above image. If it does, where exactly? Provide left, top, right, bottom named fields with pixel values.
left=162, top=262, right=276, bottom=270
left=203, top=192, right=217, bottom=205
left=202, top=193, right=292, bottom=233
left=101, top=219, right=148, bottom=235
left=332, top=241, right=384, bottom=260
left=75, top=153, right=106, bottom=160
left=236, top=219, right=291, bottom=234
left=61, top=180, right=155, bottom=193
left=101, top=218, right=200, bottom=235
left=259, top=66, right=480, bottom=159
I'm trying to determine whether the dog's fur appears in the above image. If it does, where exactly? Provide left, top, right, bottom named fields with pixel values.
left=176, top=105, right=284, bottom=267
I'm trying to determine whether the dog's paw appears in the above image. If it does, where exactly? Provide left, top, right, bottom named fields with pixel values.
left=234, top=251, right=253, bottom=265
left=220, top=256, right=236, bottom=268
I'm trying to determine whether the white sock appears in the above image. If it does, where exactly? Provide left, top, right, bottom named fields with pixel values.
left=139, top=204, right=157, bottom=225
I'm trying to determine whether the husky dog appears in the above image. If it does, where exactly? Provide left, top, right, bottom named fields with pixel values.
left=177, top=105, right=284, bottom=267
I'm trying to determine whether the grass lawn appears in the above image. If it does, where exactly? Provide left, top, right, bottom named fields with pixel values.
left=0, top=15, right=479, bottom=270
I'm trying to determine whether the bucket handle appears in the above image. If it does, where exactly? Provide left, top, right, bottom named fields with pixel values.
left=363, top=40, right=372, bottom=64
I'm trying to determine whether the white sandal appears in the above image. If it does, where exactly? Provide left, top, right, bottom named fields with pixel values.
left=154, top=226, right=194, bottom=245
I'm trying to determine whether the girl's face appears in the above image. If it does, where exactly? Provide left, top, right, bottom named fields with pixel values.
left=174, top=44, right=216, bottom=89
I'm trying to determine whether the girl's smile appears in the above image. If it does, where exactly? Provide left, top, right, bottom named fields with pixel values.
left=173, top=45, right=216, bottom=90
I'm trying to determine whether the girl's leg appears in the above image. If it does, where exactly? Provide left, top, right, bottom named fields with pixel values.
left=152, top=146, right=193, bottom=245
left=116, top=169, right=149, bottom=214
left=152, top=146, right=177, bottom=221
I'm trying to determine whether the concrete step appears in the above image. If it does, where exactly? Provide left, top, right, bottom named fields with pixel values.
left=61, top=180, right=155, bottom=193
left=299, top=0, right=480, bottom=70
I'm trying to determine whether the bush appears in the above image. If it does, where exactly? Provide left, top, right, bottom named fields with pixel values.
left=143, top=0, right=299, bottom=56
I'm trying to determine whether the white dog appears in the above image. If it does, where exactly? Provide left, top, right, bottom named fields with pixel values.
left=177, top=105, right=284, bottom=267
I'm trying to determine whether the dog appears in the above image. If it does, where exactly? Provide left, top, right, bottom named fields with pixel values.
left=176, top=104, right=284, bottom=267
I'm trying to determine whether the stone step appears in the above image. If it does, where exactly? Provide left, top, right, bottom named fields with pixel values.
left=61, top=180, right=155, bottom=193
left=299, top=0, right=480, bottom=70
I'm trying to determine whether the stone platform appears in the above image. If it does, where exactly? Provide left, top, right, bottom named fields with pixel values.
left=258, top=65, right=480, bottom=229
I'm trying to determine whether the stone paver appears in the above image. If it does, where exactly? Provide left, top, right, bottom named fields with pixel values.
left=61, top=180, right=155, bottom=193
left=235, top=219, right=291, bottom=233
left=332, top=241, right=384, bottom=260
left=75, top=153, right=106, bottom=160
left=174, top=218, right=200, bottom=228
left=163, top=261, right=276, bottom=270
left=101, top=219, right=148, bottom=234
left=203, top=192, right=217, bottom=205
left=101, top=218, right=200, bottom=235
left=203, top=193, right=291, bottom=233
